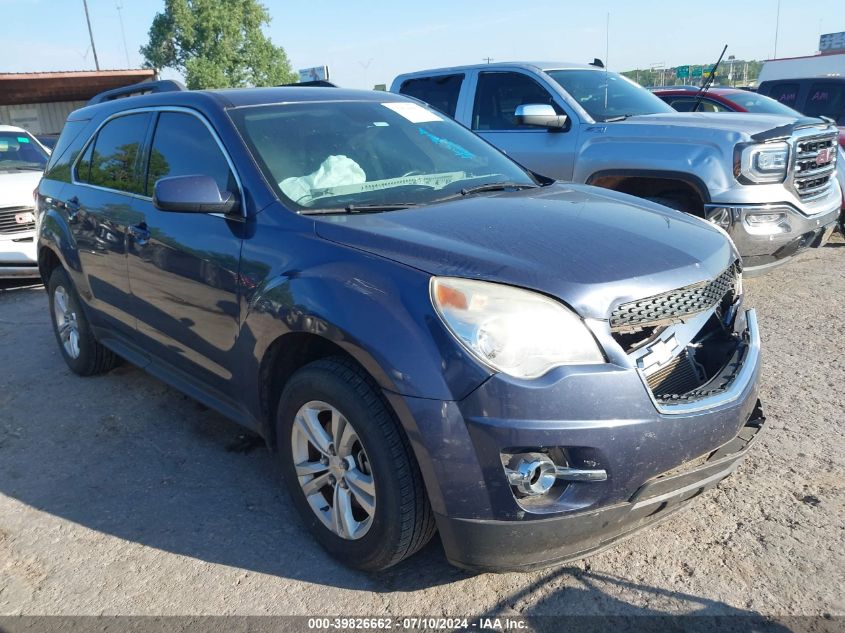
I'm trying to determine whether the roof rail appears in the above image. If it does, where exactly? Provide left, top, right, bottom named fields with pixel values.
left=279, top=80, right=338, bottom=88
left=87, top=79, right=187, bottom=106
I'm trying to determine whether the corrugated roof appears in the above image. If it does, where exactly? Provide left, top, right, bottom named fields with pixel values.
left=0, top=69, right=157, bottom=106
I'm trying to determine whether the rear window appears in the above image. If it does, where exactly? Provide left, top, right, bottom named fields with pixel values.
left=399, top=74, right=464, bottom=117
left=766, top=83, right=800, bottom=108
left=803, top=83, right=845, bottom=125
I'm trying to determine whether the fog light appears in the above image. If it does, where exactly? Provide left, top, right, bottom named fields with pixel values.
left=502, top=450, right=608, bottom=498
left=746, top=211, right=786, bottom=226
left=505, top=453, right=557, bottom=496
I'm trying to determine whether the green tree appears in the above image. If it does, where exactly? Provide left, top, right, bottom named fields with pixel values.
left=140, top=0, right=296, bottom=89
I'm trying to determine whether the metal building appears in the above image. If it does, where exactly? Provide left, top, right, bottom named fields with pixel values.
left=0, top=69, right=156, bottom=137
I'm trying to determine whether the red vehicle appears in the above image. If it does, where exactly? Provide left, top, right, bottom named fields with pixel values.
left=654, top=86, right=801, bottom=115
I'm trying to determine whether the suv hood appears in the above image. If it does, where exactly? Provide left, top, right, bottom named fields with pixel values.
left=314, top=184, right=737, bottom=321
left=618, top=112, right=830, bottom=141
left=0, top=170, right=42, bottom=208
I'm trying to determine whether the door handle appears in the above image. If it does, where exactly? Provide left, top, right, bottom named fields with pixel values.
left=65, top=196, right=80, bottom=222
left=129, top=223, right=151, bottom=246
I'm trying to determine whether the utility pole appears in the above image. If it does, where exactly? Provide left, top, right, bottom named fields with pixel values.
left=82, top=0, right=100, bottom=70
left=773, top=0, right=781, bottom=58
left=483, top=57, right=494, bottom=64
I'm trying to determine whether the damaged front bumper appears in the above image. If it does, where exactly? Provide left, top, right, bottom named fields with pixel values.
left=389, top=307, right=763, bottom=572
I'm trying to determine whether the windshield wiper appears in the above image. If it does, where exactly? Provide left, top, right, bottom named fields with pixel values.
left=299, top=203, right=419, bottom=216
left=12, top=165, right=44, bottom=171
left=603, top=114, right=635, bottom=122
left=460, top=182, right=539, bottom=196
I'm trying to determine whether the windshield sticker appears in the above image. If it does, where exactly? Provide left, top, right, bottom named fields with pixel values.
left=382, top=102, right=443, bottom=123
left=417, top=128, right=475, bottom=159
left=372, top=121, right=389, bottom=127
left=17, top=137, right=30, bottom=143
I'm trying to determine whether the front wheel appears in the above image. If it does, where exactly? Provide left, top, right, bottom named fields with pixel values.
left=276, top=357, right=435, bottom=571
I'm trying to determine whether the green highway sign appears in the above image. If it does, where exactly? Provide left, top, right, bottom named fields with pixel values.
left=692, top=66, right=702, bottom=77
left=676, top=65, right=690, bottom=78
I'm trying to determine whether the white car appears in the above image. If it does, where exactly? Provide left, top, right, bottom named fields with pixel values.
left=0, top=125, right=49, bottom=278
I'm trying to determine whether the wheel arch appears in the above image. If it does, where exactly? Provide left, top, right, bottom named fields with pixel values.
left=257, top=331, right=381, bottom=449
left=586, top=169, right=711, bottom=216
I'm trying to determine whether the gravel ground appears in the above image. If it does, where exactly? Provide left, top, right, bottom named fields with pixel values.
left=0, top=236, right=843, bottom=620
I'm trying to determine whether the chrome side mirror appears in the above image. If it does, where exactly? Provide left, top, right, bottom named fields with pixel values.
left=514, top=104, right=569, bottom=130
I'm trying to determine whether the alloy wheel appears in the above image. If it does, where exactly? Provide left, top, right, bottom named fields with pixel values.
left=53, top=285, right=81, bottom=359
left=291, top=400, right=376, bottom=540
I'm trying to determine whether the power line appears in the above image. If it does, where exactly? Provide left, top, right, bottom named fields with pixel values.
left=116, top=2, right=131, bottom=68
left=82, top=0, right=100, bottom=70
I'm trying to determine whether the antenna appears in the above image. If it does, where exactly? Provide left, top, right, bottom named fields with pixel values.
left=693, top=44, right=728, bottom=111
left=604, top=12, right=610, bottom=111
left=82, top=0, right=100, bottom=71
left=773, top=0, right=781, bottom=58
left=116, top=2, right=131, bottom=67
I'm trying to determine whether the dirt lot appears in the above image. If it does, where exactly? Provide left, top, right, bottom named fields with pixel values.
left=1, top=236, right=843, bottom=620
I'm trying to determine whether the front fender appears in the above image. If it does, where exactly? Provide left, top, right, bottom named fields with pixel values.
left=240, top=237, right=492, bottom=404
left=574, top=125, right=731, bottom=197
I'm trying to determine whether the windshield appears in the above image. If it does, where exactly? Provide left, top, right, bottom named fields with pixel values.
left=230, top=100, right=535, bottom=211
left=0, top=131, right=49, bottom=171
left=545, top=69, right=674, bottom=121
left=727, top=92, right=802, bottom=116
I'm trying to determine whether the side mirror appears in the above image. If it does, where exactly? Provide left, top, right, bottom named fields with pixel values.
left=153, top=175, right=239, bottom=214
left=514, top=104, right=569, bottom=130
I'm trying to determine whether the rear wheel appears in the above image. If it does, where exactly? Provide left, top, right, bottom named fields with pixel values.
left=276, top=357, right=435, bottom=570
left=47, top=267, right=118, bottom=376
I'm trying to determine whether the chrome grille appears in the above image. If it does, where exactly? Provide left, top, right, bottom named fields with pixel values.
left=791, top=132, right=838, bottom=200
left=610, top=265, right=739, bottom=332
left=0, top=206, right=35, bottom=235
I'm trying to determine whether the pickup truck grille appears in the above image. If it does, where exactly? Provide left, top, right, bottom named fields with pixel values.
left=791, top=132, right=838, bottom=201
left=0, top=206, right=36, bottom=235
left=610, top=264, right=740, bottom=333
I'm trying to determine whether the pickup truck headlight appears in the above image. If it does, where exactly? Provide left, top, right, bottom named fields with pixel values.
left=430, top=277, right=605, bottom=379
left=736, top=142, right=789, bottom=184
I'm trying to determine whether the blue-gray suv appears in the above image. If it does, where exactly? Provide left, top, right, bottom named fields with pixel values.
left=35, top=81, right=764, bottom=572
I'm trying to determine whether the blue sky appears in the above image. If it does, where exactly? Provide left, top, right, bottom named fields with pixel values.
left=1, top=0, right=843, bottom=87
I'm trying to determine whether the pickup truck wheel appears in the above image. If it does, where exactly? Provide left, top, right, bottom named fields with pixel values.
left=47, top=267, right=118, bottom=376
left=276, top=357, right=435, bottom=571
left=644, top=195, right=694, bottom=213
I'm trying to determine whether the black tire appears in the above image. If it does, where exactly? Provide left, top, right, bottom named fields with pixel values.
left=276, top=357, right=436, bottom=571
left=47, top=267, right=118, bottom=376
left=644, top=195, right=694, bottom=213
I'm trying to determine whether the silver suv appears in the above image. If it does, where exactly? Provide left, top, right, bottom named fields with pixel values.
left=391, top=62, right=841, bottom=274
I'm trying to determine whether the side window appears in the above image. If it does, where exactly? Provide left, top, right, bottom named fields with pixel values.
left=146, top=112, right=235, bottom=195
left=399, top=74, right=464, bottom=117
left=74, top=141, right=94, bottom=183
left=803, top=83, right=845, bottom=125
left=472, top=72, right=562, bottom=131
left=767, top=83, right=800, bottom=108
left=87, top=113, right=151, bottom=194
